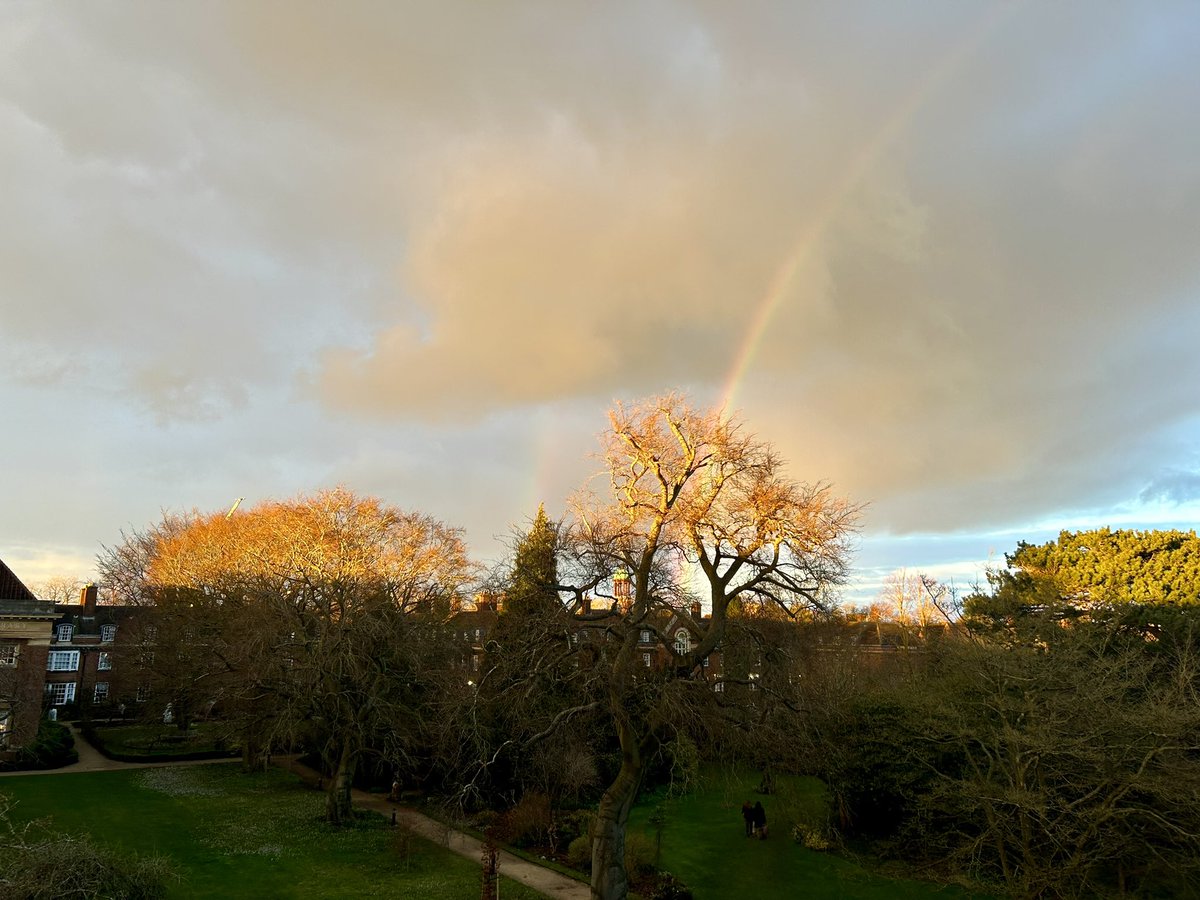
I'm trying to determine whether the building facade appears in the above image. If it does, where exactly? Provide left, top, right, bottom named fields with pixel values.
left=0, top=558, right=56, bottom=756
left=44, top=583, right=138, bottom=717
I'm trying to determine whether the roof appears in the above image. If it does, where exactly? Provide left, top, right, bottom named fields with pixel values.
left=0, top=597, right=57, bottom=618
left=0, top=556, right=38, bottom=602
left=0, top=555, right=55, bottom=618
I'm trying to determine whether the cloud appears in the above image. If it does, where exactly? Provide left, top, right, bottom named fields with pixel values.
left=2, top=1, right=1199, bottom=560
left=1141, top=470, right=1200, bottom=506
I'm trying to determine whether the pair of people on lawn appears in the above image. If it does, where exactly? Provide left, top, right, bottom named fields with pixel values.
left=741, top=800, right=768, bottom=838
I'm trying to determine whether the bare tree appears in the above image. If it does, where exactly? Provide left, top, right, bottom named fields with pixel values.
left=560, top=394, right=858, bottom=900
left=27, top=577, right=87, bottom=605
left=100, top=489, right=475, bottom=824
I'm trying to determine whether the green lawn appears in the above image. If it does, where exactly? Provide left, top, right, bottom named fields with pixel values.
left=89, top=722, right=237, bottom=758
left=0, top=765, right=544, bottom=899
left=627, top=769, right=986, bottom=900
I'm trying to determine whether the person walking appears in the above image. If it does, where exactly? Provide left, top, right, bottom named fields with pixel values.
left=752, top=801, right=767, bottom=839
left=742, top=801, right=754, bottom=837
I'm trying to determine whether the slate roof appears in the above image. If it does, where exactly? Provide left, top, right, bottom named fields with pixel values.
left=0, top=556, right=55, bottom=618
left=0, top=596, right=57, bottom=618
left=0, top=556, right=37, bottom=602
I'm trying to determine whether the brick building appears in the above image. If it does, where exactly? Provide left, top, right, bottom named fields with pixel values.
left=0, top=557, right=56, bottom=756
left=45, top=584, right=139, bottom=716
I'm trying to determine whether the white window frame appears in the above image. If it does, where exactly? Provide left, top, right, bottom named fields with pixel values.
left=97, top=652, right=113, bottom=671
left=56, top=623, right=74, bottom=642
left=48, top=650, right=80, bottom=672
left=136, top=684, right=150, bottom=702
left=45, top=682, right=76, bottom=705
left=642, top=652, right=651, bottom=667
left=101, top=624, right=117, bottom=643
left=640, top=630, right=651, bottom=643
left=0, top=642, right=16, bottom=667
left=674, top=629, right=690, bottom=655
left=93, top=682, right=109, bottom=703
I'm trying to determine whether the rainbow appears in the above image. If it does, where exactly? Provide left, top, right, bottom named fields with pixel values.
left=719, top=2, right=1020, bottom=415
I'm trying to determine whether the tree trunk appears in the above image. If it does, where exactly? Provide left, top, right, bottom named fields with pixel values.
left=326, top=738, right=356, bottom=825
left=241, top=724, right=267, bottom=772
left=591, top=753, right=642, bottom=900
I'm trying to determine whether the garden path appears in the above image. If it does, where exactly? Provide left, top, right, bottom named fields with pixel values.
left=279, top=757, right=591, bottom=900
left=0, top=724, right=238, bottom=777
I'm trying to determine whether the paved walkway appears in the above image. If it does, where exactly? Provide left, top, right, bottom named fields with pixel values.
left=278, top=757, right=591, bottom=900
left=0, top=724, right=239, bottom=777
left=1, top=727, right=590, bottom=898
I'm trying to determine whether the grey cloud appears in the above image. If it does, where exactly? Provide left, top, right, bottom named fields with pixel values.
left=2, top=1, right=1199, bottom=552
left=1141, top=471, right=1200, bottom=506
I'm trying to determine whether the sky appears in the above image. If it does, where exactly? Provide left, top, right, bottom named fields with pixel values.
left=3, top=2, right=1200, bottom=604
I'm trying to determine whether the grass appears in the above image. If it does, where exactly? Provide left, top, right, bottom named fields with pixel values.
left=89, top=722, right=237, bottom=759
left=627, top=768, right=987, bottom=900
left=0, top=765, right=545, bottom=899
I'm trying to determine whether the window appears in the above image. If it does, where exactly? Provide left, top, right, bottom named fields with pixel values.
left=93, top=682, right=109, bottom=703
left=136, top=684, right=150, bottom=702
left=713, top=681, right=724, bottom=693
left=471, top=654, right=480, bottom=671
left=702, top=655, right=710, bottom=668
left=144, top=626, right=158, bottom=642
left=474, top=628, right=482, bottom=640
left=642, top=653, right=651, bottom=667
left=44, top=682, right=76, bottom=705
left=97, top=652, right=113, bottom=671
left=0, top=643, right=16, bottom=667
left=674, top=629, right=690, bottom=655
left=0, top=706, right=9, bottom=747
left=47, top=651, right=80, bottom=672
left=56, top=624, right=74, bottom=642
left=101, top=624, right=117, bottom=642
left=640, top=630, right=651, bottom=643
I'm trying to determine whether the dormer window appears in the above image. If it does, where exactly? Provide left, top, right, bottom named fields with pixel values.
left=640, top=630, right=651, bottom=643
left=56, top=624, right=74, bottom=643
left=101, top=624, right=117, bottom=643
left=674, top=629, right=690, bottom=655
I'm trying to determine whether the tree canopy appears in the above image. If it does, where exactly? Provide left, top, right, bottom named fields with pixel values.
left=1008, top=528, right=1200, bottom=606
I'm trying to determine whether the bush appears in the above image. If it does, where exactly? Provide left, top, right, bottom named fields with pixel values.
left=500, top=792, right=552, bottom=848
left=623, top=832, right=656, bottom=876
left=648, top=872, right=694, bottom=900
left=567, top=834, right=592, bottom=871
left=0, top=719, right=77, bottom=771
left=555, top=809, right=594, bottom=846
left=0, top=796, right=177, bottom=899
left=791, top=822, right=833, bottom=851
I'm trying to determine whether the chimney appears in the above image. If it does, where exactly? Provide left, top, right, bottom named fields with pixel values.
left=80, top=583, right=98, bottom=616
left=581, top=594, right=591, bottom=615
left=691, top=601, right=702, bottom=621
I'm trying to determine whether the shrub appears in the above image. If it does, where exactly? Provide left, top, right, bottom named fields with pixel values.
left=791, top=822, right=833, bottom=852
left=648, top=872, right=694, bottom=900
left=0, top=796, right=177, bottom=899
left=0, top=719, right=77, bottom=771
left=567, top=834, right=592, bottom=871
left=500, top=792, right=552, bottom=848
left=555, top=809, right=594, bottom=846
left=623, top=832, right=656, bottom=876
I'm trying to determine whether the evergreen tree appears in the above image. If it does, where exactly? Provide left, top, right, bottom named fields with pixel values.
left=503, top=504, right=560, bottom=618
